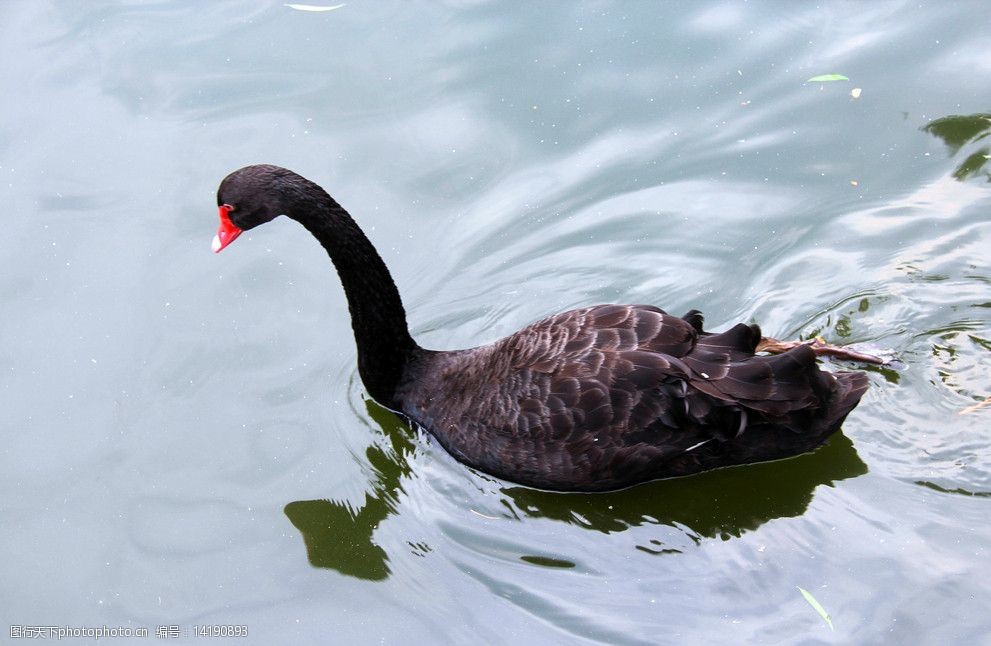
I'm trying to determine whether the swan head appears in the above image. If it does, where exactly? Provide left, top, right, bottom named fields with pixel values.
left=213, top=164, right=297, bottom=253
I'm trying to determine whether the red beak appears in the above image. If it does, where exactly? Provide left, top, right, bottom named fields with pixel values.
left=212, top=205, right=242, bottom=253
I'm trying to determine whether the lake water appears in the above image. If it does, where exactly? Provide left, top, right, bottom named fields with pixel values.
left=2, top=2, right=990, bottom=644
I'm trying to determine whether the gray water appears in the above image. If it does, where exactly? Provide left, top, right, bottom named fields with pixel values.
left=2, top=2, right=990, bottom=644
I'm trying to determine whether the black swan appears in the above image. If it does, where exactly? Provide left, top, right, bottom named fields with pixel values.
left=213, top=164, right=868, bottom=492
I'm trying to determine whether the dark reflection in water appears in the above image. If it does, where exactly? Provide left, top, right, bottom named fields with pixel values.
left=915, top=481, right=991, bottom=498
left=284, top=499, right=391, bottom=581
left=861, top=361, right=902, bottom=385
left=922, top=113, right=991, bottom=181
left=500, top=432, right=866, bottom=540
left=284, top=401, right=415, bottom=580
left=286, top=400, right=866, bottom=579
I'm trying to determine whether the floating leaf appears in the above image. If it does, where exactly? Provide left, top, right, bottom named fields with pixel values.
left=807, top=74, right=849, bottom=82
left=798, top=587, right=834, bottom=630
left=285, top=3, right=345, bottom=11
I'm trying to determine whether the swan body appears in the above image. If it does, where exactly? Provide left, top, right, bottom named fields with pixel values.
left=214, top=164, right=868, bottom=492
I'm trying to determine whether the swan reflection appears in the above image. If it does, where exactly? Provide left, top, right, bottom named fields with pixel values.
left=285, top=400, right=866, bottom=579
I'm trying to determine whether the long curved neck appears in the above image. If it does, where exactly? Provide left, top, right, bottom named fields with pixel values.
left=287, top=184, right=417, bottom=406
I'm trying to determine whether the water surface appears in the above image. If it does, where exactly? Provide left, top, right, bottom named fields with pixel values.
left=2, top=2, right=990, bottom=644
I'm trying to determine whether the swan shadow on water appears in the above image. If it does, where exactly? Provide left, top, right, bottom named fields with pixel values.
left=284, top=400, right=868, bottom=580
